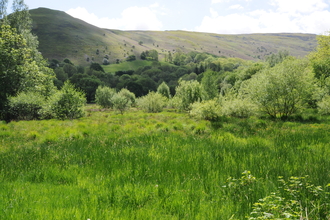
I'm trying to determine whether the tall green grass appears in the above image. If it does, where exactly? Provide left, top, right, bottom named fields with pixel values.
left=1, top=110, right=329, bottom=219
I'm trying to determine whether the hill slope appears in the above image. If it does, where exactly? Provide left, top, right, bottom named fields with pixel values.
left=30, top=8, right=317, bottom=66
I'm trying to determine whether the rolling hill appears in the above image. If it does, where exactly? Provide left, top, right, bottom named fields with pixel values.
left=30, top=8, right=318, bottom=66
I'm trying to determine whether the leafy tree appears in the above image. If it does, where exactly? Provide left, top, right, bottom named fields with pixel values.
left=266, top=50, right=289, bottom=67
left=137, top=91, right=167, bottom=113
left=54, top=67, right=68, bottom=83
left=112, top=93, right=131, bottom=114
left=0, top=24, right=31, bottom=114
left=7, top=0, right=39, bottom=56
left=309, top=32, right=330, bottom=88
left=102, top=58, right=110, bottom=65
left=118, top=88, right=136, bottom=106
left=241, top=57, right=315, bottom=119
left=95, top=86, right=116, bottom=108
left=126, top=55, right=136, bottom=61
left=140, top=50, right=158, bottom=61
left=8, top=91, right=46, bottom=120
left=125, top=81, right=144, bottom=97
left=173, top=49, right=186, bottom=66
left=157, top=82, right=171, bottom=98
left=63, top=58, right=73, bottom=65
left=63, top=63, right=77, bottom=77
left=50, top=82, right=86, bottom=120
left=174, top=79, right=203, bottom=111
left=0, top=24, right=55, bottom=116
left=147, top=49, right=158, bottom=61
left=189, top=99, right=221, bottom=121
left=201, top=70, right=219, bottom=100
left=318, top=95, right=330, bottom=115
left=90, top=62, right=104, bottom=73
left=136, top=76, right=157, bottom=96
left=70, top=73, right=102, bottom=103
left=0, top=1, right=56, bottom=118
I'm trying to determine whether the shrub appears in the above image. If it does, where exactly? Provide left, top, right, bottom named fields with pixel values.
left=8, top=92, right=45, bottom=120
left=242, top=58, right=315, bottom=118
left=137, top=92, right=167, bottom=113
left=318, top=95, right=330, bottom=115
left=50, top=82, right=86, bottom=120
left=157, top=82, right=171, bottom=98
left=95, top=86, right=116, bottom=108
left=189, top=99, right=221, bottom=121
left=112, top=93, right=131, bottom=114
left=221, top=97, right=257, bottom=118
left=248, top=176, right=330, bottom=219
left=118, top=88, right=136, bottom=106
left=175, top=79, right=203, bottom=111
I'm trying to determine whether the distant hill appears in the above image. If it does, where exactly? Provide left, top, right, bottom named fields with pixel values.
left=30, top=8, right=318, bottom=66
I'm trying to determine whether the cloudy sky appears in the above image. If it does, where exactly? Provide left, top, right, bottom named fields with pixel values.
left=20, top=0, right=330, bottom=34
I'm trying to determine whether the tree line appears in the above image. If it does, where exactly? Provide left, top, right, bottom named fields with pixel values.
left=1, top=0, right=330, bottom=121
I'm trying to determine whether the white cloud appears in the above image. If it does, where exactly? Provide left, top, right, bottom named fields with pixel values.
left=212, top=0, right=225, bottom=3
left=210, top=8, right=219, bottom=18
left=196, top=0, right=330, bottom=34
left=229, top=4, right=243, bottom=10
left=66, top=5, right=163, bottom=31
left=212, top=0, right=251, bottom=3
left=271, top=0, right=328, bottom=14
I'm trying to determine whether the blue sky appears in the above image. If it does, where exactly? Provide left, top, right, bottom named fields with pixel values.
left=17, top=0, right=330, bottom=34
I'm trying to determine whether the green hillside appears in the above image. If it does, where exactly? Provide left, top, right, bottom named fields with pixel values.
left=30, top=8, right=317, bottom=66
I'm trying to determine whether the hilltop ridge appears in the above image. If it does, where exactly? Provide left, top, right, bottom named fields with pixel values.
left=30, top=7, right=317, bottom=66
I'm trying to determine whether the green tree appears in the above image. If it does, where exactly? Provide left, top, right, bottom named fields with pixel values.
left=0, top=1, right=55, bottom=119
left=0, top=24, right=55, bottom=117
left=70, top=73, right=102, bottom=103
left=201, top=70, right=218, bottom=100
left=95, top=85, right=116, bottom=108
left=241, top=57, right=315, bottom=119
left=63, top=63, right=77, bottom=78
left=126, top=55, right=136, bottom=61
left=157, top=81, right=171, bottom=98
left=309, top=32, right=330, bottom=90
left=266, top=50, right=289, bottom=67
left=112, top=93, right=131, bottom=114
left=118, top=88, right=136, bottom=106
left=137, top=91, right=167, bottom=113
left=90, top=62, right=104, bottom=73
left=0, top=24, right=31, bottom=114
left=50, top=82, right=86, bottom=120
left=174, top=79, right=203, bottom=111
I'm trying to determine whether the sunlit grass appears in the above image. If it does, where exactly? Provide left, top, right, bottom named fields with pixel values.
left=1, top=109, right=330, bottom=219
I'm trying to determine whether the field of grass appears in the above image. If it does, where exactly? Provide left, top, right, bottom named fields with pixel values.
left=1, top=108, right=330, bottom=219
left=103, top=60, right=153, bottom=73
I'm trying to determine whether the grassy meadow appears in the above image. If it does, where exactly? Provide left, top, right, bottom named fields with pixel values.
left=103, top=60, right=154, bottom=73
left=1, top=107, right=330, bottom=219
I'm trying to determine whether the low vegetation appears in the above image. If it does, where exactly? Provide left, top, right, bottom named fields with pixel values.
left=1, top=1, right=330, bottom=219
left=1, top=108, right=330, bottom=219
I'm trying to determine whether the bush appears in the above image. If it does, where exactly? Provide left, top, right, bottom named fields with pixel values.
left=157, top=82, right=171, bottom=98
left=318, top=95, right=330, bottom=115
left=112, top=93, right=131, bottom=114
left=189, top=99, right=221, bottom=121
left=221, top=97, right=257, bottom=118
left=50, top=82, right=86, bottom=120
left=95, top=86, right=116, bottom=108
left=118, top=88, right=136, bottom=106
left=175, top=79, right=203, bottom=111
left=8, top=92, right=45, bottom=120
left=137, top=92, right=167, bottom=113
